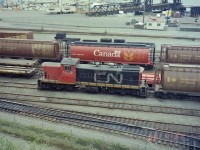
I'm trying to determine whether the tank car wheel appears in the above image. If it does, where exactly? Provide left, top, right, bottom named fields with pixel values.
left=167, top=93, right=174, bottom=99
left=192, top=96, right=200, bottom=101
left=174, top=94, right=187, bottom=100
left=160, top=93, right=168, bottom=99
left=154, top=92, right=160, bottom=98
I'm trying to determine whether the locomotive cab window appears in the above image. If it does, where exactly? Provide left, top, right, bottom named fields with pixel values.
left=64, top=65, right=71, bottom=73
left=44, top=72, right=47, bottom=78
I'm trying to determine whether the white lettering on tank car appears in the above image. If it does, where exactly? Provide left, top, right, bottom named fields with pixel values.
left=94, top=72, right=123, bottom=84
left=93, top=49, right=121, bottom=58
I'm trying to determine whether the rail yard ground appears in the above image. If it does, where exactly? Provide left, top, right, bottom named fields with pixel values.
left=0, top=10, right=200, bottom=150
left=0, top=10, right=200, bottom=41
left=0, top=77, right=199, bottom=150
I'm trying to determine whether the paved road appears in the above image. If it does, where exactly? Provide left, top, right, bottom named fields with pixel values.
left=0, top=10, right=200, bottom=40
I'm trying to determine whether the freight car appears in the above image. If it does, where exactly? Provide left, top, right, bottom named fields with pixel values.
left=0, top=65, right=36, bottom=76
left=154, top=63, right=200, bottom=99
left=0, top=38, right=61, bottom=60
left=0, top=58, right=38, bottom=67
left=68, top=41, right=155, bottom=69
left=160, top=44, right=200, bottom=64
left=38, top=57, right=148, bottom=97
left=0, top=30, right=33, bottom=39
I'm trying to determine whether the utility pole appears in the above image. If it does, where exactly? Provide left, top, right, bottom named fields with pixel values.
left=143, top=2, right=146, bottom=23
left=88, top=0, right=90, bottom=13
left=6, top=0, right=8, bottom=8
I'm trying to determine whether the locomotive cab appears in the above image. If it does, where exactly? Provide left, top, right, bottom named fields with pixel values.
left=38, top=58, right=79, bottom=89
left=59, top=58, right=79, bottom=83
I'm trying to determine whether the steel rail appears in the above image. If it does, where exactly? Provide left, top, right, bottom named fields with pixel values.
left=0, top=95, right=200, bottom=135
left=0, top=89, right=199, bottom=118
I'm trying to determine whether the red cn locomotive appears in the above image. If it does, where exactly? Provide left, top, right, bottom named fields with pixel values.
left=38, top=57, right=148, bottom=97
left=69, top=42, right=155, bottom=69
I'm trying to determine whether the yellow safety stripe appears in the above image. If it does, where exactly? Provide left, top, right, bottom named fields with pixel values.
left=40, top=79, right=140, bottom=89
left=76, top=82, right=140, bottom=89
left=40, top=79, right=75, bottom=85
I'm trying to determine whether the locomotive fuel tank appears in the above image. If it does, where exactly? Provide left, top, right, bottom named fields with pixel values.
left=160, top=44, right=200, bottom=64
left=0, top=38, right=60, bottom=60
left=70, top=43, right=151, bottom=65
left=0, top=30, right=33, bottom=39
left=160, top=64, right=200, bottom=93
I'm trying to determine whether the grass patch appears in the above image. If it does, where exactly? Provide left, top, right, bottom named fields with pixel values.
left=0, top=119, right=130, bottom=150
left=0, top=136, right=22, bottom=150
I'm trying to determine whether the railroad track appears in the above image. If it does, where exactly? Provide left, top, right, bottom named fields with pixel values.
left=0, top=81, right=37, bottom=89
left=0, top=99, right=199, bottom=149
left=0, top=92, right=200, bottom=135
left=30, top=101, right=200, bottom=136
left=0, top=90, right=200, bottom=118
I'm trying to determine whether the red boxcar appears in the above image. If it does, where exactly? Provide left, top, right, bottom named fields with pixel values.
left=69, top=42, right=155, bottom=69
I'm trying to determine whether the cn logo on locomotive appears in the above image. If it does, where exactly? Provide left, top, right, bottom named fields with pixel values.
left=94, top=72, right=123, bottom=84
